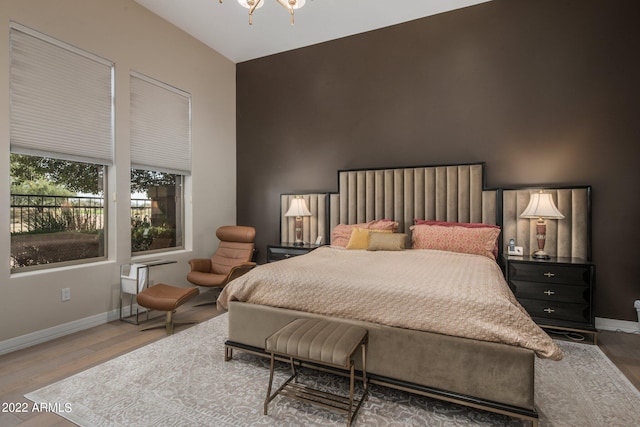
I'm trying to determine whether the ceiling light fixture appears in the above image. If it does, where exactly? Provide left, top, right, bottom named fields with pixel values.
left=219, top=0, right=305, bottom=25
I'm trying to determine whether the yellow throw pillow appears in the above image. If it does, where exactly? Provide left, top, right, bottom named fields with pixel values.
left=346, top=228, right=392, bottom=250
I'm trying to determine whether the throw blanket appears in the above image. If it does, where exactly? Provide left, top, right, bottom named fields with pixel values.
left=218, top=246, right=563, bottom=360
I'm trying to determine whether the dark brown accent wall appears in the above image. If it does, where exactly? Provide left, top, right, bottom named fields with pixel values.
left=236, top=0, right=640, bottom=322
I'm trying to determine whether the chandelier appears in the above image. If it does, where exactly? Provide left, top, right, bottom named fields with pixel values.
left=220, top=0, right=306, bottom=25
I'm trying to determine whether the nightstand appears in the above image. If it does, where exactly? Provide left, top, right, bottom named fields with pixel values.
left=503, top=254, right=596, bottom=342
left=267, top=243, right=321, bottom=262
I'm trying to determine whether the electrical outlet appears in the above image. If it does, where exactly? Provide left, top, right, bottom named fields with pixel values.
left=61, top=288, right=71, bottom=302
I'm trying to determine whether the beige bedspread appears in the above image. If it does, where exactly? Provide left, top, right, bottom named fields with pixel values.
left=218, top=246, right=563, bottom=360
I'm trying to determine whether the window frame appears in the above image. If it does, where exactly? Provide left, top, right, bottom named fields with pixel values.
left=8, top=22, right=114, bottom=273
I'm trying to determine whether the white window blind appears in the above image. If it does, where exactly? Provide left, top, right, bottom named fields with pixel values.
left=9, top=23, right=114, bottom=165
left=130, top=72, right=192, bottom=175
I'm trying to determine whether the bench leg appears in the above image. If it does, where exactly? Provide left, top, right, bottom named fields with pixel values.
left=348, top=340, right=369, bottom=426
left=348, top=362, right=355, bottom=426
left=264, top=353, right=298, bottom=416
left=289, top=356, right=297, bottom=383
left=361, top=341, right=368, bottom=396
left=264, top=353, right=276, bottom=415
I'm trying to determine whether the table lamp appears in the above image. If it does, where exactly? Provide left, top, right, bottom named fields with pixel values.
left=520, top=191, right=564, bottom=259
left=285, top=196, right=312, bottom=246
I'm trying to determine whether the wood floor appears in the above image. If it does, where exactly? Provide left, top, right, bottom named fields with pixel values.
left=597, top=328, right=640, bottom=390
left=1, top=297, right=639, bottom=427
left=0, top=292, right=220, bottom=427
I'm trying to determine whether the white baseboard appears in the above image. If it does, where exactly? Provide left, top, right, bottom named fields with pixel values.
left=595, top=317, right=640, bottom=333
left=0, top=306, right=143, bottom=356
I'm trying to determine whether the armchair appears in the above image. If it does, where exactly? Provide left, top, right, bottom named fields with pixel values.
left=187, top=226, right=256, bottom=302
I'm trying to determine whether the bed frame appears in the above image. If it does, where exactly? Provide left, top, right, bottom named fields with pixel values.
left=225, top=302, right=537, bottom=423
left=226, top=163, right=590, bottom=426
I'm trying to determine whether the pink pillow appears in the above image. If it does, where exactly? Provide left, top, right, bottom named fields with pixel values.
left=414, top=219, right=499, bottom=229
left=414, top=220, right=500, bottom=258
left=410, top=224, right=501, bottom=260
left=331, top=220, right=399, bottom=247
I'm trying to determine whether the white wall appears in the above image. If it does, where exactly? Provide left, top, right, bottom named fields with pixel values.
left=0, top=0, right=236, bottom=346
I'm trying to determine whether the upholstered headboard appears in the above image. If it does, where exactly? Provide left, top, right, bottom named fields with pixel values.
left=502, top=187, right=591, bottom=261
left=328, top=163, right=498, bottom=234
left=280, top=193, right=330, bottom=245
left=278, top=166, right=591, bottom=262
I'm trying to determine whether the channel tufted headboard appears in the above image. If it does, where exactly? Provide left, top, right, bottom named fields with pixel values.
left=502, top=186, right=591, bottom=261
left=279, top=164, right=591, bottom=262
left=328, top=163, right=498, bottom=234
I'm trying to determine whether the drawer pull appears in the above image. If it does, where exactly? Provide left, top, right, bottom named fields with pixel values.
left=284, top=254, right=292, bottom=258
left=544, top=290, right=555, bottom=296
left=543, top=272, right=555, bottom=278
left=543, top=308, right=555, bottom=314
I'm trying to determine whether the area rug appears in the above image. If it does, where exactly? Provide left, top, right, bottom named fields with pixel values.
left=26, top=314, right=640, bottom=426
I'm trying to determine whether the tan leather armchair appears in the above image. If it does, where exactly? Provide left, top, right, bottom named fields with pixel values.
left=187, top=226, right=256, bottom=299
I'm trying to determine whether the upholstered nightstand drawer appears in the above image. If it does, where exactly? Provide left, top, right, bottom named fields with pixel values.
left=510, top=281, right=588, bottom=304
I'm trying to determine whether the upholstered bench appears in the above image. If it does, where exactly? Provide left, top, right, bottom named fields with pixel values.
left=136, top=283, right=199, bottom=335
left=263, top=319, right=368, bottom=426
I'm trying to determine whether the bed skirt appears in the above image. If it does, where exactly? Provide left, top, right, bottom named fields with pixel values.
left=224, top=301, right=538, bottom=424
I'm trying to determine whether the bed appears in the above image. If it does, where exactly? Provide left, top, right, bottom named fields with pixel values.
left=220, top=163, right=585, bottom=426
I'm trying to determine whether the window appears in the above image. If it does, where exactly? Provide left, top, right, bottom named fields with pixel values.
left=130, top=170, right=184, bottom=253
left=10, top=155, right=106, bottom=270
left=130, top=72, right=190, bottom=254
left=9, top=23, right=113, bottom=271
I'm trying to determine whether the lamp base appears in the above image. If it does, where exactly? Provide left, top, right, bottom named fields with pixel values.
left=531, top=250, right=551, bottom=260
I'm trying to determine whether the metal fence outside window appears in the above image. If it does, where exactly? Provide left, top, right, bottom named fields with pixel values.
left=10, top=194, right=153, bottom=234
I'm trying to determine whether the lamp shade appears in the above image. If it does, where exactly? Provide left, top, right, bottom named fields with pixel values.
left=520, top=192, right=565, bottom=220
left=285, top=198, right=312, bottom=217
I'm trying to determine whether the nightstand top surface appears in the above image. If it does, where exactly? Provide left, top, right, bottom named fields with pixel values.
left=503, top=254, right=592, bottom=265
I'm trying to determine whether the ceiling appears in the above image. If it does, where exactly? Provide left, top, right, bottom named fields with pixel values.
left=134, top=0, right=491, bottom=63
